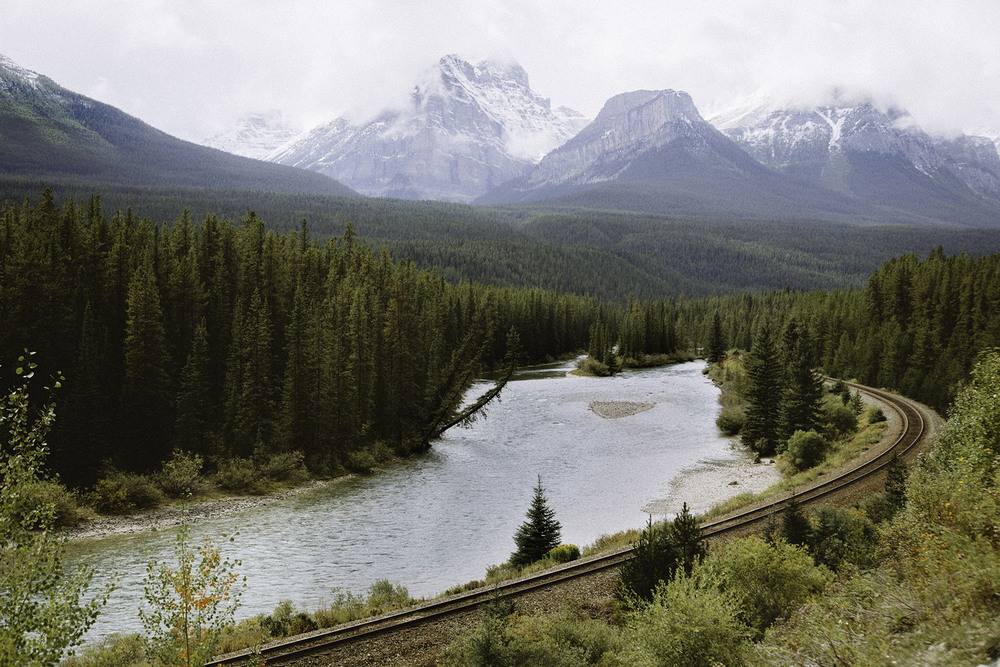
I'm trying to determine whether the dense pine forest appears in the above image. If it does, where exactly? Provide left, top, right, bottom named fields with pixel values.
left=682, top=247, right=1000, bottom=412
left=0, top=191, right=608, bottom=487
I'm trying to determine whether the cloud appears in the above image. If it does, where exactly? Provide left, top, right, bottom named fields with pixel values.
left=0, top=0, right=997, bottom=141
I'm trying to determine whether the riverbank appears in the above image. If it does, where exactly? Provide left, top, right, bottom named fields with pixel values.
left=62, top=478, right=345, bottom=542
left=643, top=445, right=781, bottom=516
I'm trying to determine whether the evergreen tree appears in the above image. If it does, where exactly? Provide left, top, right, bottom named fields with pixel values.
left=742, top=326, right=783, bottom=457
left=706, top=312, right=726, bottom=364
left=779, top=320, right=824, bottom=439
left=120, top=254, right=173, bottom=470
left=671, top=503, right=706, bottom=576
left=174, top=320, right=214, bottom=457
left=510, top=476, right=562, bottom=568
left=780, top=496, right=811, bottom=547
left=884, top=454, right=908, bottom=514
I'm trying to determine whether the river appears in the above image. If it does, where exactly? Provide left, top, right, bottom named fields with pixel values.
left=66, top=359, right=765, bottom=644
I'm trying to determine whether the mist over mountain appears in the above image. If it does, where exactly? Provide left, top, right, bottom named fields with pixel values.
left=0, top=54, right=355, bottom=196
left=262, top=55, right=588, bottom=202
left=710, top=92, right=1000, bottom=225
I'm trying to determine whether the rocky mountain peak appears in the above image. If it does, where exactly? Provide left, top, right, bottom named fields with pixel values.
left=265, top=54, right=587, bottom=201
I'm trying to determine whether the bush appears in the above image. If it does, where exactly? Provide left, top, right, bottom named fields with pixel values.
left=156, top=449, right=208, bottom=498
left=88, top=469, right=163, bottom=514
left=575, top=356, right=613, bottom=377
left=547, top=544, right=581, bottom=564
left=781, top=429, right=830, bottom=473
left=866, top=405, right=887, bottom=423
left=820, top=398, right=858, bottom=438
left=715, top=404, right=745, bottom=435
left=808, top=504, right=877, bottom=571
left=10, top=478, right=87, bottom=528
left=697, top=535, right=832, bottom=636
left=60, top=632, right=147, bottom=666
left=259, top=451, right=308, bottom=483
left=213, top=457, right=269, bottom=494
left=614, top=575, right=750, bottom=667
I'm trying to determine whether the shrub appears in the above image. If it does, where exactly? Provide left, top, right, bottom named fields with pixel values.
left=575, top=356, right=613, bottom=377
left=259, top=451, right=308, bottom=483
left=697, top=535, right=832, bottom=636
left=808, top=504, right=877, bottom=571
left=10, top=478, right=87, bottom=528
left=547, top=544, right=581, bottom=564
left=614, top=574, right=750, bottom=667
left=213, top=457, right=269, bottom=495
left=820, top=397, right=858, bottom=437
left=60, top=633, right=148, bottom=666
left=716, top=404, right=745, bottom=435
left=781, top=429, right=830, bottom=473
left=88, top=470, right=163, bottom=514
left=866, top=405, right=887, bottom=423
left=156, top=449, right=208, bottom=498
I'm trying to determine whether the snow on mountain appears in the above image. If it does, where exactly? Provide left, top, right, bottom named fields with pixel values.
left=202, top=110, right=303, bottom=161
left=266, top=55, right=588, bottom=202
left=0, top=53, right=41, bottom=91
left=518, top=89, right=713, bottom=188
left=710, top=91, right=1000, bottom=201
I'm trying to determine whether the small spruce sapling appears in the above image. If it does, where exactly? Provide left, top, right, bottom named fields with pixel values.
left=509, top=475, right=562, bottom=568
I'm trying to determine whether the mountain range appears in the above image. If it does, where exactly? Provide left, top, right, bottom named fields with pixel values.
left=3, top=50, right=1000, bottom=228
left=208, top=55, right=1000, bottom=227
left=0, top=54, right=354, bottom=196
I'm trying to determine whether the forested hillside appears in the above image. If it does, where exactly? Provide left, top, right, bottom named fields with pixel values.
left=683, top=248, right=1000, bottom=411
left=5, top=179, right=1000, bottom=301
left=0, top=191, right=600, bottom=486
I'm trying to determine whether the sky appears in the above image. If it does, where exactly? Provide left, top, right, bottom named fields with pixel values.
left=2, top=0, right=998, bottom=143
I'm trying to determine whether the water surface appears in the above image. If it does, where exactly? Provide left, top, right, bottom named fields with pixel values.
left=67, top=359, right=737, bottom=642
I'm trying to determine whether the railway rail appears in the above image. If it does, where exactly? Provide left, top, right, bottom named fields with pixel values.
left=206, top=381, right=936, bottom=666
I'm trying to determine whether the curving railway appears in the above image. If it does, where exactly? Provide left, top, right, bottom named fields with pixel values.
left=206, top=381, right=939, bottom=667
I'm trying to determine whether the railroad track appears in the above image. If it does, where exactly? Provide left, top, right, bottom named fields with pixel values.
left=206, top=382, right=935, bottom=666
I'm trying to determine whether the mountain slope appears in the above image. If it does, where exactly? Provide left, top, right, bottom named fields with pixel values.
left=477, top=90, right=890, bottom=222
left=268, top=55, right=587, bottom=202
left=711, top=95, right=1000, bottom=226
left=202, top=110, right=303, bottom=160
left=0, top=54, right=356, bottom=196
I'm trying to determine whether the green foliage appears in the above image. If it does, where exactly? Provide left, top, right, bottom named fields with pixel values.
left=698, top=535, right=833, bottom=637
left=510, top=476, right=562, bottom=568
left=87, top=469, right=164, bottom=514
left=0, top=354, right=109, bottom=664
left=866, top=404, right=887, bottom=423
left=807, top=504, right=877, bottom=571
left=139, top=525, right=245, bottom=667
left=741, top=327, right=783, bottom=456
left=819, top=396, right=859, bottom=438
left=8, top=477, right=87, bottom=528
left=615, top=575, right=751, bottom=667
left=715, top=403, right=746, bottom=435
left=156, top=449, right=208, bottom=498
left=780, top=429, right=830, bottom=473
left=620, top=504, right=706, bottom=601
left=547, top=544, right=581, bottom=563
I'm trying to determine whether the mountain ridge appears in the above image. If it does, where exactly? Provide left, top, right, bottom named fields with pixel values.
left=0, top=54, right=356, bottom=196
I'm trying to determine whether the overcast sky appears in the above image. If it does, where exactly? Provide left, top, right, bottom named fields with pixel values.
left=2, top=0, right=998, bottom=142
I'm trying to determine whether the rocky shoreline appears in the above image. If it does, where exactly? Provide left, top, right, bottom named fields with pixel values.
left=62, top=479, right=342, bottom=542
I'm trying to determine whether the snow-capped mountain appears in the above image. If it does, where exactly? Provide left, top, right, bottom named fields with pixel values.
left=513, top=89, right=724, bottom=189
left=203, top=110, right=303, bottom=161
left=710, top=93, right=1000, bottom=213
left=478, top=88, right=873, bottom=220
left=266, top=55, right=588, bottom=202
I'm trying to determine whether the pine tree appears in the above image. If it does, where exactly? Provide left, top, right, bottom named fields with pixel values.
left=779, top=320, right=824, bottom=440
left=780, top=496, right=811, bottom=547
left=120, top=254, right=173, bottom=470
left=510, top=476, right=562, bottom=568
left=671, top=502, right=706, bottom=576
left=706, top=312, right=726, bottom=364
left=742, top=326, right=783, bottom=457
